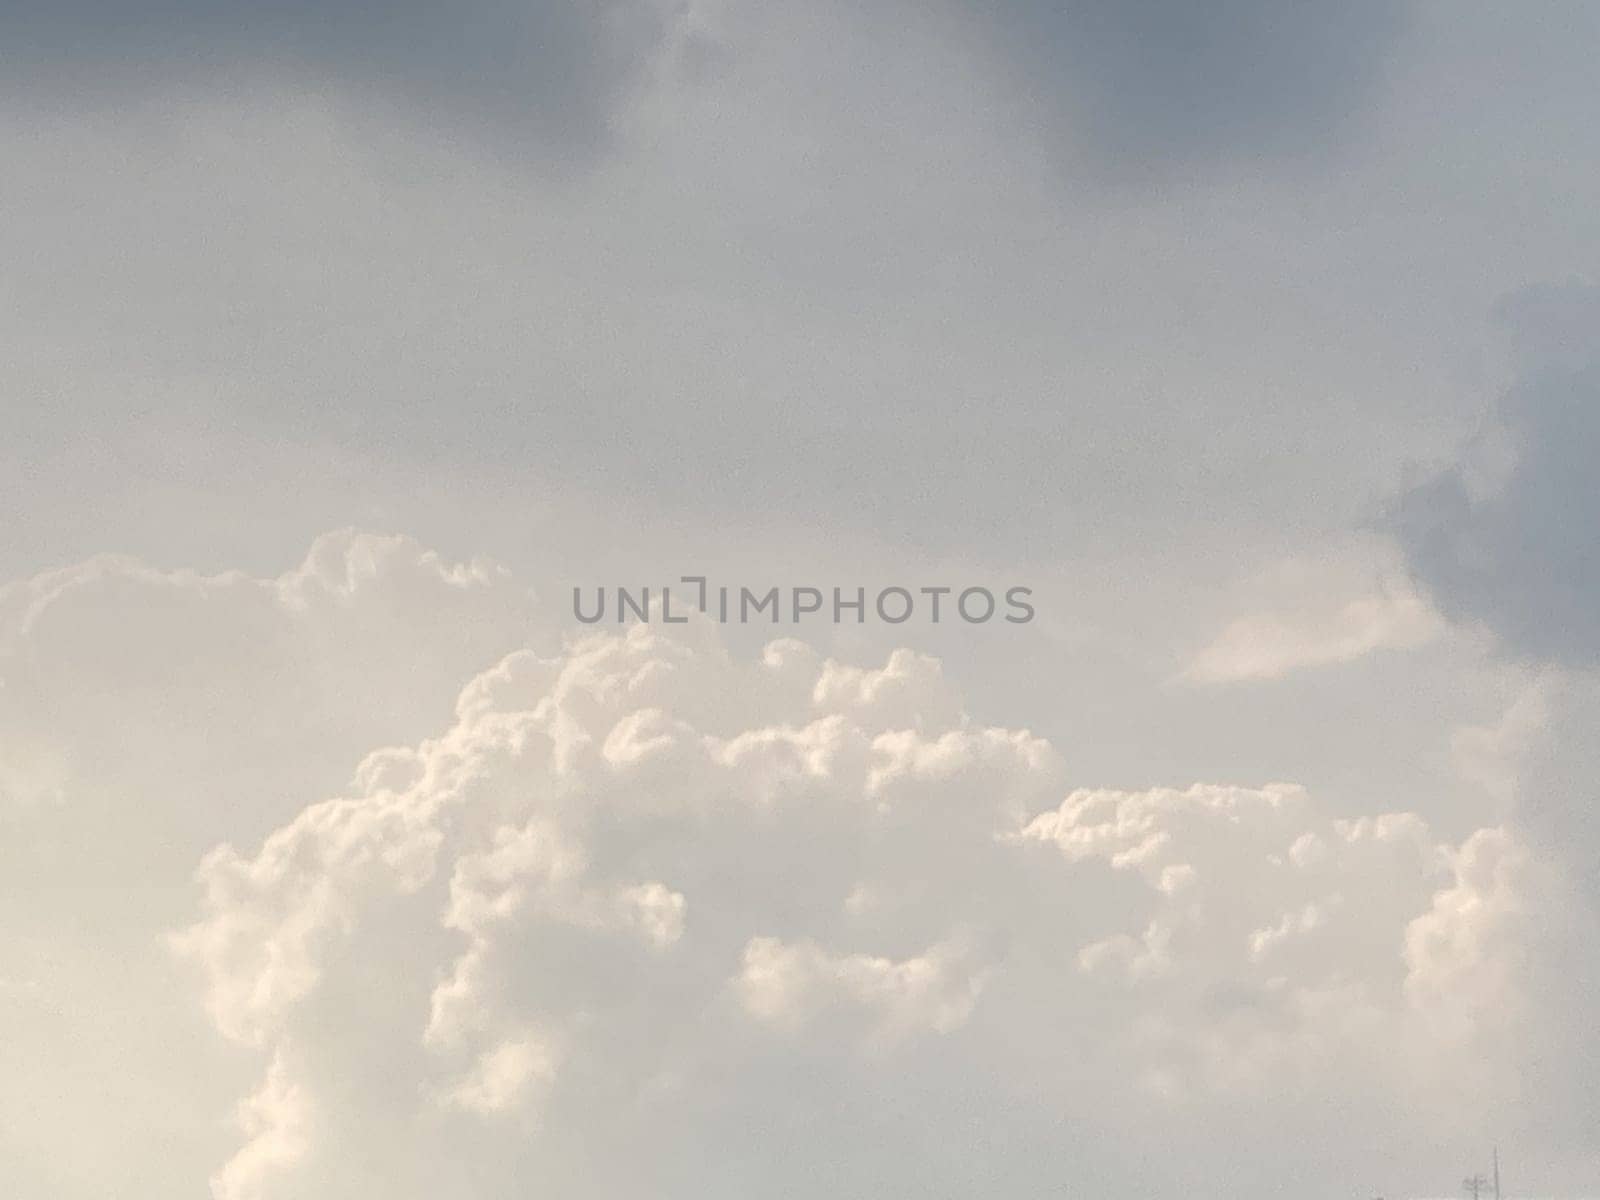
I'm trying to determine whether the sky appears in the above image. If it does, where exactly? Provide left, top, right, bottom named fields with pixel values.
left=4, top=2, right=1600, bottom=1197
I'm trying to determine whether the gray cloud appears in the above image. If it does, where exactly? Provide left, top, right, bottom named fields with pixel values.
left=978, top=0, right=1406, bottom=169
left=3, top=1, right=1561, bottom=584
left=1391, top=283, right=1600, bottom=666
left=0, top=0, right=669, bottom=152
left=0, top=0, right=1406, bottom=169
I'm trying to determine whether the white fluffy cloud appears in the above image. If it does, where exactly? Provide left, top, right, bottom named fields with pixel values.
left=0, top=531, right=538, bottom=1198
left=0, top=533, right=1587, bottom=1198
left=147, top=572, right=1567, bottom=1197
left=1013, top=786, right=1553, bottom=1102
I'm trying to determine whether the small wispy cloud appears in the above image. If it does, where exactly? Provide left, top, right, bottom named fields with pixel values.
left=1182, top=542, right=1443, bottom=684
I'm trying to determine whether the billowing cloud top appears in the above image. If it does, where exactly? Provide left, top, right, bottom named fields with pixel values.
left=2, top=532, right=1574, bottom=1198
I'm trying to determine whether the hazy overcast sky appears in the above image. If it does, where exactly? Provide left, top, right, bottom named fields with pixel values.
left=5, top=3, right=1600, bottom=1198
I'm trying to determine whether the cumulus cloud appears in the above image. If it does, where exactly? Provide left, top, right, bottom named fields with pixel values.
left=1492, top=671, right=1600, bottom=917
left=1389, top=287, right=1600, bottom=1043
left=735, top=935, right=989, bottom=1043
left=0, top=528, right=534, bottom=850
left=171, top=626, right=1056, bottom=1193
left=214, top=1049, right=312, bottom=1200
left=0, top=531, right=1589, bottom=1197
left=1403, top=826, right=1546, bottom=1042
left=154, top=601, right=1567, bottom=1197
left=0, top=531, right=538, bottom=1197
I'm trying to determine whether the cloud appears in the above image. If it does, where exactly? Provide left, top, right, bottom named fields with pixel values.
left=1451, top=680, right=1550, bottom=805
left=0, top=0, right=1405, bottom=174
left=160, top=603, right=1567, bottom=1197
left=0, top=0, right=682, bottom=153
left=214, top=1049, right=312, bottom=1200
left=1388, top=289, right=1600, bottom=1126
left=972, top=0, right=1405, bottom=170
left=0, top=531, right=539, bottom=1197
left=0, top=528, right=535, bottom=854
left=1403, top=826, right=1547, bottom=1042
left=1499, top=672, right=1600, bottom=910
left=0, top=531, right=1590, bottom=1196
left=1390, top=319, right=1600, bottom=963
left=1183, top=543, right=1442, bottom=683
left=734, top=935, right=990, bottom=1043
left=1392, top=282, right=1600, bottom=666
left=0, top=0, right=1457, bottom=577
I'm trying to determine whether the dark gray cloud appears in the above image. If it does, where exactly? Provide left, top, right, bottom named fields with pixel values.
left=0, top=0, right=667, bottom=151
left=982, top=0, right=1406, bottom=168
left=3, top=0, right=1406, bottom=167
left=1391, top=283, right=1600, bottom=665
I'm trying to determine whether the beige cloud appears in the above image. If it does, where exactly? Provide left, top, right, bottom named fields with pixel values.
left=1184, top=543, right=1442, bottom=683
left=161, top=612, right=1562, bottom=1197
left=0, top=533, right=1583, bottom=1198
